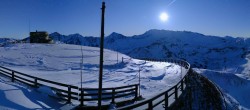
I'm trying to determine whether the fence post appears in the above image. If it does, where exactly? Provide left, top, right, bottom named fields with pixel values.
left=181, top=80, right=184, bottom=91
left=135, top=85, right=138, bottom=100
left=112, top=88, right=115, bottom=103
left=80, top=88, right=84, bottom=106
left=185, top=76, right=188, bottom=84
left=11, top=71, right=14, bottom=82
left=68, top=86, right=71, bottom=103
left=175, top=86, right=178, bottom=100
left=165, top=92, right=168, bottom=110
left=148, top=100, right=153, bottom=110
left=34, top=78, right=38, bottom=87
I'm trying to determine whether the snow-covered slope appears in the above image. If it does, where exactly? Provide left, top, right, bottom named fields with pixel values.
left=49, top=29, right=250, bottom=109
left=0, top=38, right=17, bottom=46
left=49, top=32, right=100, bottom=46
left=0, top=43, right=185, bottom=108
left=0, top=76, right=75, bottom=110
left=48, top=30, right=250, bottom=78
left=2, top=29, right=250, bottom=109
left=195, top=69, right=250, bottom=109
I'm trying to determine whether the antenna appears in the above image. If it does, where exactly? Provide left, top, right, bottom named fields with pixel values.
left=29, top=19, right=30, bottom=33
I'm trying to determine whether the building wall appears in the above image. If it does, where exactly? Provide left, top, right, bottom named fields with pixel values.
left=30, top=31, right=53, bottom=43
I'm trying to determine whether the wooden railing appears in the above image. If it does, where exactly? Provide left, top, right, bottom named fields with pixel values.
left=0, top=66, right=79, bottom=102
left=79, top=84, right=138, bottom=106
left=118, top=58, right=191, bottom=110
left=0, top=66, right=138, bottom=105
left=0, top=58, right=191, bottom=109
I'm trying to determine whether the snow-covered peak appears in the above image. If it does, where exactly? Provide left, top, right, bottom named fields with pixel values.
left=68, top=33, right=83, bottom=38
left=106, top=32, right=126, bottom=39
left=49, top=32, right=61, bottom=36
left=143, top=29, right=170, bottom=35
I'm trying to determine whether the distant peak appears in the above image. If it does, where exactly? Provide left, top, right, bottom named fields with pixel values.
left=109, top=32, right=122, bottom=36
left=144, top=29, right=170, bottom=34
left=50, top=32, right=61, bottom=36
left=69, top=33, right=82, bottom=36
left=107, top=32, right=126, bottom=38
left=70, top=33, right=81, bottom=35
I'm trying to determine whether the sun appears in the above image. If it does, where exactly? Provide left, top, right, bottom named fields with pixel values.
left=159, top=12, right=169, bottom=22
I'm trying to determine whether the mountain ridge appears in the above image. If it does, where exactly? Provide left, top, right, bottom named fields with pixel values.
left=1, top=29, right=250, bottom=77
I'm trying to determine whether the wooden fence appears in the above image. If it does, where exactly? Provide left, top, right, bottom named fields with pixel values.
left=118, top=58, right=191, bottom=110
left=0, top=66, right=138, bottom=106
left=0, top=66, right=79, bottom=102
left=0, top=58, right=190, bottom=109
left=79, top=84, right=138, bottom=106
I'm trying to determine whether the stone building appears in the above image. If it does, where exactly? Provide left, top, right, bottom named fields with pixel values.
left=30, top=31, right=53, bottom=43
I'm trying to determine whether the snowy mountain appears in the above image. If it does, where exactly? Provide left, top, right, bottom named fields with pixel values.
left=1, top=29, right=250, bottom=109
left=0, top=38, right=12, bottom=43
left=48, top=30, right=250, bottom=77
left=49, top=32, right=100, bottom=47
left=0, top=38, right=17, bottom=46
left=47, top=30, right=250, bottom=109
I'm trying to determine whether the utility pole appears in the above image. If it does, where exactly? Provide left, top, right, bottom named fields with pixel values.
left=98, top=2, right=105, bottom=110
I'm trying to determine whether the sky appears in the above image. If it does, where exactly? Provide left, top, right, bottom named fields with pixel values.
left=0, top=0, right=250, bottom=39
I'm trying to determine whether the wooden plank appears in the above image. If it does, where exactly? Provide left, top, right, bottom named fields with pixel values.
left=56, top=92, right=68, bottom=98
left=79, top=98, right=98, bottom=101
left=51, top=87, right=68, bottom=93
left=71, top=85, right=78, bottom=89
left=52, top=90, right=78, bottom=100
left=153, top=98, right=165, bottom=108
left=0, top=71, right=12, bottom=78
left=71, top=96, right=78, bottom=100
left=83, top=87, right=114, bottom=91
left=14, top=75, right=35, bottom=84
left=115, top=92, right=135, bottom=98
left=168, top=91, right=175, bottom=97
left=0, top=66, right=13, bottom=72
left=0, top=66, right=70, bottom=88
left=0, top=69, right=11, bottom=75
left=115, top=88, right=135, bottom=94
left=115, top=84, right=138, bottom=90
left=83, top=84, right=138, bottom=91
left=37, top=77, right=69, bottom=87
left=14, top=78, right=34, bottom=87
left=50, top=87, right=78, bottom=95
left=81, top=92, right=112, bottom=96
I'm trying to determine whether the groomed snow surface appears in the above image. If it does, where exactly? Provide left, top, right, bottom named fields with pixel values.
left=0, top=44, right=186, bottom=109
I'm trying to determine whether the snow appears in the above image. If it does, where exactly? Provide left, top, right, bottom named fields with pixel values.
left=0, top=43, right=186, bottom=109
left=0, top=76, right=75, bottom=110
left=2, top=29, right=249, bottom=109
left=194, top=68, right=250, bottom=110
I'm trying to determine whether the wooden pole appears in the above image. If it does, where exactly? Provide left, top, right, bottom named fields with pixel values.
left=98, top=2, right=105, bottom=110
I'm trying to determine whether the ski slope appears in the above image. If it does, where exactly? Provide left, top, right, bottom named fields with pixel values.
left=0, top=43, right=186, bottom=109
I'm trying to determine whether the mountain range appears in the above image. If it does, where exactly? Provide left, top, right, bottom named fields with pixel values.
left=1, top=29, right=250, bottom=78
left=1, top=29, right=250, bottom=108
left=47, top=30, right=250, bottom=78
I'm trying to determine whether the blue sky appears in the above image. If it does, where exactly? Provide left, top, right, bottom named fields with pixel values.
left=0, top=0, right=250, bottom=39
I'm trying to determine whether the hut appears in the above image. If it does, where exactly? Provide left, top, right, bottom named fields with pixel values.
left=30, top=31, right=53, bottom=43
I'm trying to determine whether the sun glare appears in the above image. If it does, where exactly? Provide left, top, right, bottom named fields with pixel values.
left=159, top=12, right=169, bottom=22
